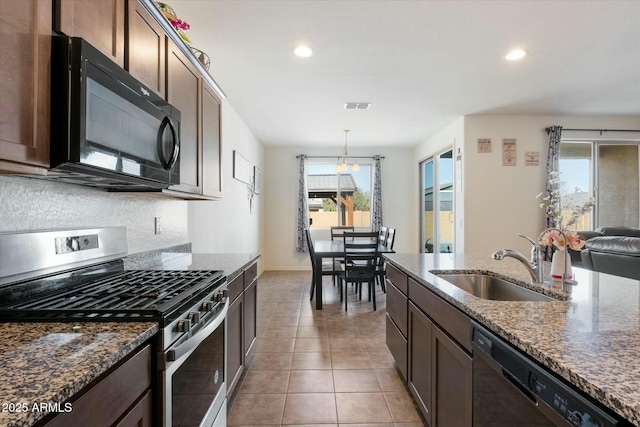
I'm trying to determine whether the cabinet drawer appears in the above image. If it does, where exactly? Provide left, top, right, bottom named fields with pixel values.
left=386, top=263, right=408, bottom=295
left=408, top=278, right=472, bottom=352
left=45, top=344, right=151, bottom=427
left=386, top=281, right=407, bottom=337
left=244, top=262, right=257, bottom=289
left=386, top=314, right=407, bottom=381
left=228, top=273, right=243, bottom=303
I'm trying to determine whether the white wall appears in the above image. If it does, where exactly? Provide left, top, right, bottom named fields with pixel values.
left=188, top=102, right=265, bottom=270
left=463, top=115, right=640, bottom=256
left=263, top=145, right=416, bottom=271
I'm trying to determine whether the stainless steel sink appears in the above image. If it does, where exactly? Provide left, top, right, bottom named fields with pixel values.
left=434, top=273, right=555, bottom=302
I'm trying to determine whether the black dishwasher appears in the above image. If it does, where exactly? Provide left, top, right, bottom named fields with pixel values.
left=471, top=321, right=628, bottom=427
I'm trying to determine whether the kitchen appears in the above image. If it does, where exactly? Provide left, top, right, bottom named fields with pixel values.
left=1, top=0, right=640, bottom=426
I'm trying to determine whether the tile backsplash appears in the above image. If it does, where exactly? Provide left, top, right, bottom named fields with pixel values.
left=0, top=176, right=188, bottom=254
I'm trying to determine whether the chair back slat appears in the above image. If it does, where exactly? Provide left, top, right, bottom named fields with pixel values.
left=343, top=231, right=379, bottom=269
left=331, top=225, right=355, bottom=240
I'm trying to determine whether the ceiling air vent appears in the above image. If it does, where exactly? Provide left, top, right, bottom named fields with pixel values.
left=344, top=102, right=371, bottom=110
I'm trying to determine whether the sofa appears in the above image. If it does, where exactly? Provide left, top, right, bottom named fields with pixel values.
left=569, top=226, right=640, bottom=280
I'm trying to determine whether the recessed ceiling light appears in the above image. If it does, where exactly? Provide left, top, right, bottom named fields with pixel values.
left=294, top=45, right=313, bottom=58
left=505, top=49, right=527, bottom=61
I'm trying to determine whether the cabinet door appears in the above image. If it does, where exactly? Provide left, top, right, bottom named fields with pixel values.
left=386, top=280, right=407, bottom=337
left=227, top=294, right=244, bottom=397
left=44, top=345, right=152, bottom=427
left=0, top=0, right=51, bottom=174
left=244, top=277, right=257, bottom=356
left=167, top=40, right=202, bottom=194
left=386, top=314, right=407, bottom=380
left=114, top=390, right=152, bottom=427
left=127, top=0, right=166, bottom=97
left=56, top=0, right=125, bottom=66
left=408, top=301, right=433, bottom=426
left=432, top=326, right=472, bottom=427
left=202, top=80, right=223, bottom=198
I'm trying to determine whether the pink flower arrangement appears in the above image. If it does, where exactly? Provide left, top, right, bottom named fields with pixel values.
left=168, top=18, right=190, bottom=32
left=156, top=2, right=191, bottom=44
left=538, top=229, right=586, bottom=251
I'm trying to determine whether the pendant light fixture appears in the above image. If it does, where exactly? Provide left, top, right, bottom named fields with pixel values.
left=335, top=130, right=360, bottom=173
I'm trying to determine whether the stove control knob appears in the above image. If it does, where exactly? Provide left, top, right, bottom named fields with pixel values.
left=188, top=312, right=200, bottom=324
left=213, top=291, right=227, bottom=303
left=201, top=301, right=214, bottom=312
left=177, top=319, right=191, bottom=333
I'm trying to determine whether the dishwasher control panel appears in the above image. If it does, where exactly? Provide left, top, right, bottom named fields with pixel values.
left=530, top=373, right=614, bottom=427
left=471, top=322, right=621, bottom=427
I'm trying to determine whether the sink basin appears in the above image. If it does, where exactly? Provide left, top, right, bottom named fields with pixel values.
left=434, top=274, right=555, bottom=302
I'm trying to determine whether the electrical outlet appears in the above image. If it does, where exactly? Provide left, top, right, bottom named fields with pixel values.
left=154, top=217, right=162, bottom=235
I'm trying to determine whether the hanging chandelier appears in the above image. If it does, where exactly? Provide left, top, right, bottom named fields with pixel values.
left=335, top=130, right=360, bottom=173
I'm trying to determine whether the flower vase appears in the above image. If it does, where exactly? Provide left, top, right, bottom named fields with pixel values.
left=550, top=250, right=573, bottom=280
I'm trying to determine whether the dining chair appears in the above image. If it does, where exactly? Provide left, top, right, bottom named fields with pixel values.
left=375, top=227, right=396, bottom=292
left=339, top=231, right=379, bottom=311
left=378, top=226, right=388, bottom=247
left=330, top=225, right=354, bottom=285
left=305, top=228, right=341, bottom=300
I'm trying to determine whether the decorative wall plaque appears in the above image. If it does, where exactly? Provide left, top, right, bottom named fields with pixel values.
left=502, top=138, right=517, bottom=166
left=525, top=151, right=540, bottom=166
left=477, top=138, right=492, bottom=153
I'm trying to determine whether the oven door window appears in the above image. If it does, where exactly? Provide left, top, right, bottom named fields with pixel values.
left=172, top=322, right=224, bottom=426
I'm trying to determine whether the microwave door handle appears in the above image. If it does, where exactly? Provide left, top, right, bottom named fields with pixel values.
left=157, top=116, right=180, bottom=170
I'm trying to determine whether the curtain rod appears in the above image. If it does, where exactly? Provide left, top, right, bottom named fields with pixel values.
left=296, top=155, right=385, bottom=159
left=545, top=127, right=640, bottom=135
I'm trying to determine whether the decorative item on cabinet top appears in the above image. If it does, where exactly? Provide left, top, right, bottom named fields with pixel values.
left=154, top=1, right=212, bottom=71
left=155, top=2, right=191, bottom=43
left=191, top=47, right=211, bottom=71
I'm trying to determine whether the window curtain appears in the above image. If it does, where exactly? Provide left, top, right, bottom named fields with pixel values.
left=545, top=126, right=562, bottom=229
left=371, top=155, right=383, bottom=232
left=296, top=155, right=310, bottom=252
left=544, top=126, right=562, bottom=260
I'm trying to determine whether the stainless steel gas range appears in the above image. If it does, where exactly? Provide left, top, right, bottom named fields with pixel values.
left=0, top=227, right=228, bottom=427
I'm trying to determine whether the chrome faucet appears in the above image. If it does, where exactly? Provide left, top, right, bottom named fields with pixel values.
left=492, top=234, right=544, bottom=283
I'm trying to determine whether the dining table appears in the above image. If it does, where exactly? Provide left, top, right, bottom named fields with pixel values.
left=312, top=239, right=395, bottom=309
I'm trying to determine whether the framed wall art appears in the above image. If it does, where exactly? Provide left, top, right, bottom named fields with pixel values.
left=253, top=166, right=261, bottom=194
left=233, top=151, right=252, bottom=184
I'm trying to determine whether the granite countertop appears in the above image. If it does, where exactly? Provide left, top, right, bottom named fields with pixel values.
left=0, top=322, right=158, bottom=427
left=384, top=252, right=640, bottom=426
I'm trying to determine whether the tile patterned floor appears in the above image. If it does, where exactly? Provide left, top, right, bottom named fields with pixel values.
left=228, top=270, right=426, bottom=426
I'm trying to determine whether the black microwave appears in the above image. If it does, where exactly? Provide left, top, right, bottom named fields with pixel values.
left=49, top=36, right=180, bottom=190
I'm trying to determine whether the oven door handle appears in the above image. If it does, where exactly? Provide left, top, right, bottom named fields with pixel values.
left=164, top=299, right=228, bottom=369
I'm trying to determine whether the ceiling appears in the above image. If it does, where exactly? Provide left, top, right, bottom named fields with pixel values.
left=171, top=0, right=640, bottom=148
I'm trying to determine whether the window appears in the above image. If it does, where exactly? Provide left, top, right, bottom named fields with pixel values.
left=306, top=162, right=372, bottom=229
left=560, top=141, right=640, bottom=229
left=420, top=149, right=454, bottom=253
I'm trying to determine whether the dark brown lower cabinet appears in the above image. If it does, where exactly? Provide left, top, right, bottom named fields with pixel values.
left=43, top=344, right=152, bottom=427
left=113, top=391, right=152, bottom=427
left=244, top=277, right=257, bottom=356
left=432, top=325, right=472, bottom=427
left=408, top=301, right=433, bottom=425
left=408, top=300, right=473, bottom=427
left=227, top=291, right=244, bottom=396
left=386, top=314, right=407, bottom=380
left=227, top=261, right=259, bottom=398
